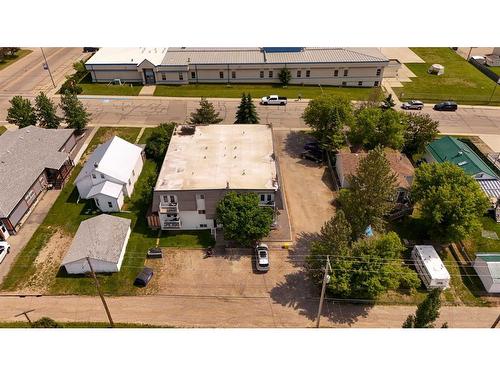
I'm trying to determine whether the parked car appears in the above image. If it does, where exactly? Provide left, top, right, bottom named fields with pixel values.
left=83, top=47, right=99, bottom=53
left=433, top=101, right=458, bottom=111
left=260, top=95, right=287, bottom=105
left=134, top=267, right=154, bottom=287
left=401, top=100, right=424, bottom=110
left=147, top=247, right=163, bottom=259
left=255, top=244, right=269, bottom=272
left=300, top=149, right=323, bottom=163
left=304, top=141, right=321, bottom=152
left=0, top=241, right=10, bottom=264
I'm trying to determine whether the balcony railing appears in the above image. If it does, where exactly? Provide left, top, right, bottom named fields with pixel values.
left=159, top=201, right=179, bottom=214
left=162, top=218, right=181, bottom=229
left=259, top=200, right=275, bottom=207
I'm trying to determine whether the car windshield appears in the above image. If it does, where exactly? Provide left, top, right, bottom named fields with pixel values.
left=259, top=250, right=267, bottom=258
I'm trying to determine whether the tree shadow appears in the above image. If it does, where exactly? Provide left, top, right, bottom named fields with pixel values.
left=290, top=231, right=321, bottom=268
left=283, top=130, right=315, bottom=158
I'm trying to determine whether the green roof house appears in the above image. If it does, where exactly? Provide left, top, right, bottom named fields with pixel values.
left=473, top=253, right=500, bottom=293
left=424, top=136, right=499, bottom=180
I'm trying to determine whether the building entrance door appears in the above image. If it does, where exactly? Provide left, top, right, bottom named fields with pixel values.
left=143, top=69, right=156, bottom=85
left=0, top=221, right=10, bottom=240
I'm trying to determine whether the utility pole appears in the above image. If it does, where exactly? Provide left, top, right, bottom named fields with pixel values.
left=86, top=257, right=114, bottom=327
left=40, top=47, right=56, bottom=89
left=467, top=47, right=474, bottom=60
left=492, top=313, right=500, bottom=329
left=15, top=309, right=35, bottom=325
left=315, top=255, right=331, bottom=328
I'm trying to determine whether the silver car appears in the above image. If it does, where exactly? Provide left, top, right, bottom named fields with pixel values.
left=401, top=100, right=424, bottom=110
left=255, top=244, right=269, bottom=272
left=0, top=241, right=11, bottom=264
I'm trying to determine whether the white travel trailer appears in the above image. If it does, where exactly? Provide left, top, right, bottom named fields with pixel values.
left=411, top=245, right=450, bottom=290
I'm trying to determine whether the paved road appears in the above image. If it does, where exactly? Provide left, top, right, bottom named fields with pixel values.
left=0, top=47, right=89, bottom=120
left=0, top=294, right=498, bottom=327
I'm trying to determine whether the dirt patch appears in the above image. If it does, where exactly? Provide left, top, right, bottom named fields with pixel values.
left=17, top=230, right=72, bottom=294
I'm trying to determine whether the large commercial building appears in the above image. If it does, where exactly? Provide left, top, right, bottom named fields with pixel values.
left=148, top=124, right=282, bottom=231
left=85, top=47, right=389, bottom=87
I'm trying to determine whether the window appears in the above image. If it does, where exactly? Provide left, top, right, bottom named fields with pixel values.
left=191, top=71, right=196, bottom=79
left=199, top=194, right=205, bottom=199
left=91, top=173, right=96, bottom=179
left=342, top=81, right=347, bottom=86
left=260, top=71, right=264, bottom=78
left=334, top=69, right=338, bottom=77
left=374, top=81, right=379, bottom=87
left=297, top=70, right=301, bottom=78
left=25, top=190, right=35, bottom=203
left=179, top=72, right=184, bottom=81
left=161, top=73, right=166, bottom=81
left=219, top=71, right=224, bottom=79
left=107, top=201, right=113, bottom=208
left=200, top=224, right=208, bottom=228
left=376, top=68, right=381, bottom=76
left=39, top=175, right=45, bottom=184
left=260, top=194, right=266, bottom=202
left=268, top=71, right=273, bottom=78
left=100, top=173, right=105, bottom=179
left=198, top=210, right=206, bottom=214
left=231, top=71, right=236, bottom=79
left=358, top=81, right=363, bottom=86
left=306, top=70, right=310, bottom=78
left=343, top=69, right=348, bottom=77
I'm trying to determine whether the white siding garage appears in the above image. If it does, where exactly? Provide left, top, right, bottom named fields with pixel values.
left=61, top=214, right=131, bottom=274
left=473, top=253, right=500, bottom=293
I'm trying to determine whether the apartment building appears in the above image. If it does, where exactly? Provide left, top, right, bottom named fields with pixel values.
left=86, top=47, right=389, bottom=87
left=148, top=124, right=282, bottom=231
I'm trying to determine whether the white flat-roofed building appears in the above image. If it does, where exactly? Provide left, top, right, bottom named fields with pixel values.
left=411, top=245, right=451, bottom=290
left=473, top=253, right=500, bottom=293
left=149, top=124, right=282, bottom=230
left=85, top=47, right=389, bottom=87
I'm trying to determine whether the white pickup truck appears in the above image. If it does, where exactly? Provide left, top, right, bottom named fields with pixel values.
left=260, top=95, right=287, bottom=105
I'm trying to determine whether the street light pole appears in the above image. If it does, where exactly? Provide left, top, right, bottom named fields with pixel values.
left=40, top=47, right=56, bottom=89
left=315, top=255, right=331, bottom=328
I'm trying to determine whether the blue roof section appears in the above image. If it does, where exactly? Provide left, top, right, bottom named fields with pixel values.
left=262, top=47, right=304, bottom=53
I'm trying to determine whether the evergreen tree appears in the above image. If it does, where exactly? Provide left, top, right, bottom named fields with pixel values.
left=338, top=146, right=397, bottom=239
left=60, top=92, right=91, bottom=134
left=189, top=98, right=223, bottom=124
left=245, top=94, right=259, bottom=124
left=403, top=289, right=443, bottom=328
left=234, top=93, right=259, bottom=124
left=235, top=93, right=248, bottom=124
left=6, top=95, right=37, bottom=128
left=35, top=92, right=61, bottom=128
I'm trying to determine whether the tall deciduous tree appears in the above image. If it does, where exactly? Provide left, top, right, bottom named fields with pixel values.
left=278, top=67, right=292, bottom=85
left=144, top=122, right=176, bottom=163
left=189, top=98, right=222, bottom=124
left=235, top=93, right=259, bottom=124
left=401, top=112, right=439, bottom=156
left=411, top=162, right=490, bottom=242
left=216, top=192, right=273, bottom=247
left=403, top=289, right=444, bottom=328
left=338, top=146, right=398, bottom=239
left=302, top=95, right=354, bottom=152
left=35, top=92, right=61, bottom=128
left=6, top=96, right=37, bottom=128
left=348, top=107, right=406, bottom=150
left=60, top=92, right=91, bottom=134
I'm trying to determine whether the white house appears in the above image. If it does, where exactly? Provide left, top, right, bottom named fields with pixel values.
left=61, top=214, right=131, bottom=274
left=75, top=136, right=144, bottom=212
left=473, top=253, right=500, bottom=293
left=411, top=245, right=451, bottom=290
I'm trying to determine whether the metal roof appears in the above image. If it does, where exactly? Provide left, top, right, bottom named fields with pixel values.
left=61, top=214, right=131, bottom=265
left=85, top=47, right=167, bottom=66
left=162, top=48, right=264, bottom=65
left=0, top=126, right=74, bottom=218
left=264, top=48, right=389, bottom=64
left=478, top=179, right=500, bottom=199
left=413, top=245, right=451, bottom=281
left=475, top=253, right=500, bottom=281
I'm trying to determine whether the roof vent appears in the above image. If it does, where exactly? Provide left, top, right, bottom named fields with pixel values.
left=187, top=57, right=191, bottom=63
left=458, top=161, right=467, bottom=166
left=94, top=162, right=99, bottom=168
left=242, top=169, right=246, bottom=175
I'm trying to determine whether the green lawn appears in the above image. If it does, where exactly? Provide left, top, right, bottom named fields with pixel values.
left=138, top=127, right=156, bottom=144
left=0, top=126, right=7, bottom=135
left=394, top=48, right=500, bottom=105
left=154, top=83, right=376, bottom=100
left=85, top=127, right=141, bottom=155
left=487, top=66, right=500, bottom=75
left=0, top=49, right=32, bottom=71
left=158, top=230, right=215, bottom=248
left=78, top=83, right=142, bottom=96
left=463, top=216, right=500, bottom=258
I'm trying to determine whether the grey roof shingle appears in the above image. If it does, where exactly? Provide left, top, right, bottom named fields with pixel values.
left=0, top=126, right=74, bottom=218
left=61, top=214, right=131, bottom=265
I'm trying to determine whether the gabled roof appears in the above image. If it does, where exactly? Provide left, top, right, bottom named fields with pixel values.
left=76, top=136, right=142, bottom=185
left=0, top=126, right=74, bottom=217
left=86, top=181, right=123, bottom=199
left=61, top=214, right=131, bottom=265
left=426, top=136, right=499, bottom=179
left=85, top=47, right=167, bottom=66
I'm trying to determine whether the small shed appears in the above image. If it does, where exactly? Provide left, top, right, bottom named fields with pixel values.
left=61, top=214, right=131, bottom=274
left=411, top=245, right=450, bottom=289
left=428, top=64, right=444, bottom=75
left=473, top=253, right=500, bottom=293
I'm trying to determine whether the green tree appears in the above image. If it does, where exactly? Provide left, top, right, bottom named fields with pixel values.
left=278, top=67, right=292, bottom=85
left=35, top=92, right=61, bottom=128
left=411, top=162, right=490, bottom=242
left=60, top=92, right=90, bottom=134
left=235, top=93, right=259, bottom=124
left=349, top=107, right=406, bottom=150
left=382, top=94, right=395, bottom=109
left=59, top=76, right=83, bottom=95
left=301, top=95, right=354, bottom=152
left=31, top=317, right=62, bottom=328
left=216, top=192, right=273, bottom=247
left=189, top=97, right=223, bottom=124
left=403, top=289, right=443, bottom=328
left=144, top=122, right=176, bottom=163
left=338, top=146, right=398, bottom=239
left=401, top=112, right=439, bottom=156
left=6, top=96, right=37, bottom=128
